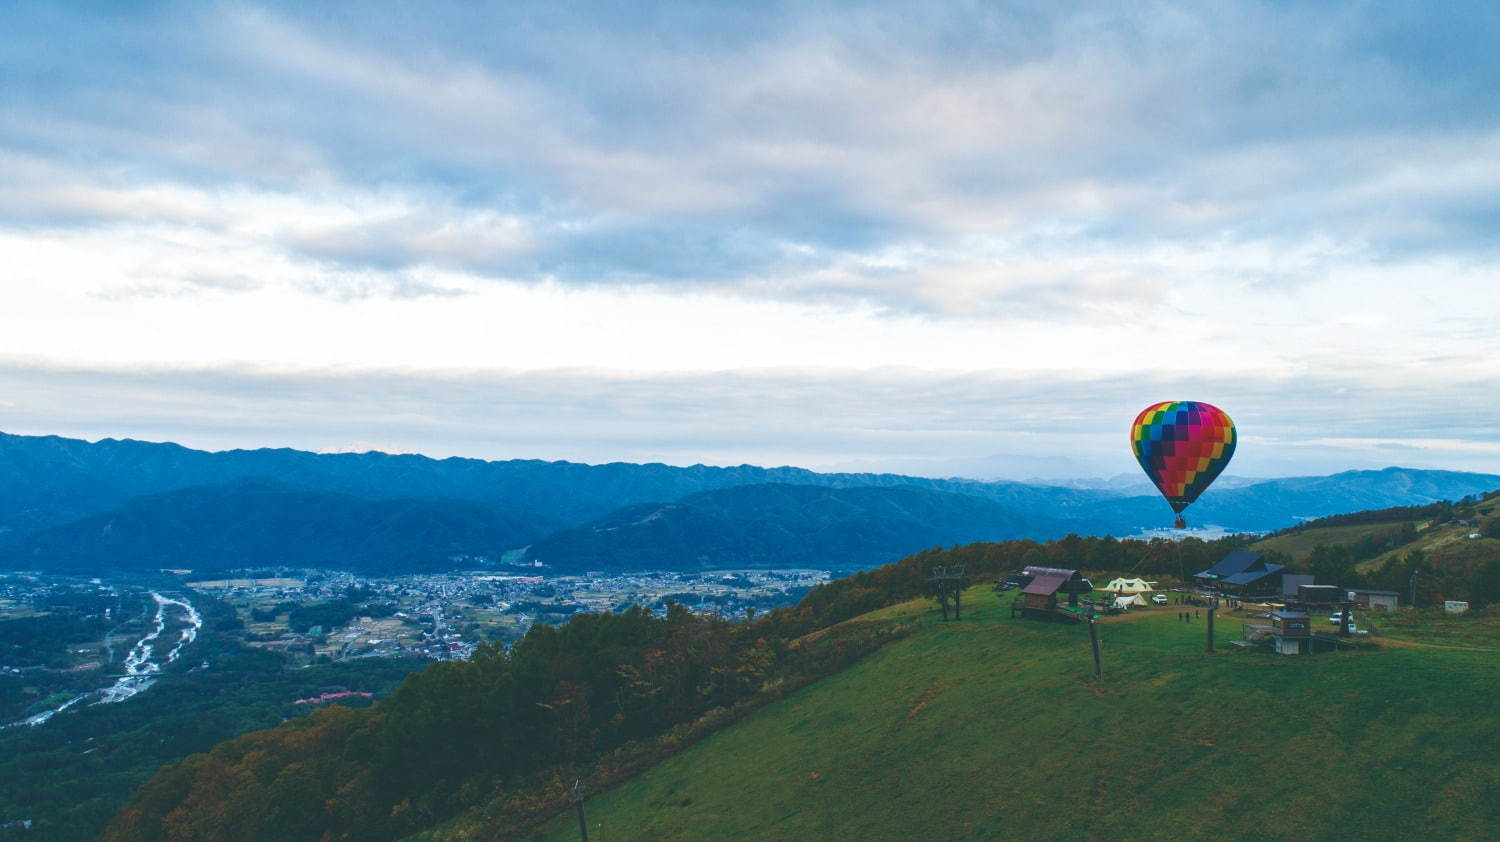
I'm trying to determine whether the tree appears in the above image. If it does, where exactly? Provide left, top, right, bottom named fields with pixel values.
left=1308, top=544, right=1355, bottom=587
left=1471, top=560, right=1500, bottom=609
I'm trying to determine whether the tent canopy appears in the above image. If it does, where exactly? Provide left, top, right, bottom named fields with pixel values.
left=1113, top=594, right=1147, bottom=609
left=1102, top=577, right=1158, bottom=593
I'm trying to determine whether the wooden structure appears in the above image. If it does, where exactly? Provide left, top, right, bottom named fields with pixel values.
left=1347, top=589, right=1399, bottom=611
left=1292, top=584, right=1344, bottom=609
left=1015, top=566, right=1092, bottom=623
left=1269, top=610, right=1311, bottom=655
left=1194, top=551, right=1285, bottom=598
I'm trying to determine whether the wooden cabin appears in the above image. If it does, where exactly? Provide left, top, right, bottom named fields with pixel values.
left=1019, top=566, right=1093, bottom=611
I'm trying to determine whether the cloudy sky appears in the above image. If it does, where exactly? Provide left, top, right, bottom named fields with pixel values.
left=3, top=1, right=1499, bottom=480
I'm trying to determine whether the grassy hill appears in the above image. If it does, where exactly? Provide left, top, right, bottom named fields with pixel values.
left=1245, top=491, right=1500, bottom=605
left=1359, top=516, right=1500, bottom=574
left=1251, top=521, right=1422, bottom=563
left=509, top=588, right=1500, bottom=841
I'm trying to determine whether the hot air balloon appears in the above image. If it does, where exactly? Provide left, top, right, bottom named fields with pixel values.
left=1130, top=401, right=1236, bottom=528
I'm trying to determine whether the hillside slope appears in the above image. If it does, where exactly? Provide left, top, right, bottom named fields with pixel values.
left=516, top=589, right=1499, bottom=841
left=521, top=484, right=1110, bottom=572
left=1, top=478, right=555, bottom=574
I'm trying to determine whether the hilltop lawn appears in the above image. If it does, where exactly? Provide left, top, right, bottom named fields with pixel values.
left=1250, top=521, right=1419, bottom=563
left=532, top=588, right=1499, bottom=841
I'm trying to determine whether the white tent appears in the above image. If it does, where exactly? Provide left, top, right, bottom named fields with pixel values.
left=1113, top=594, right=1147, bottom=610
left=1101, top=577, right=1158, bottom=593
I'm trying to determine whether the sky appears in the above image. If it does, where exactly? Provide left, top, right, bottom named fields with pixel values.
left=3, top=1, right=1499, bottom=480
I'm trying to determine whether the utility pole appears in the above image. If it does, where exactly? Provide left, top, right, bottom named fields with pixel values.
left=1409, top=569, right=1421, bottom=609
left=953, top=565, right=967, bottom=619
left=1087, top=615, right=1103, bottom=680
left=1205, top=597, right=1216, bottom=653
left=571, top=780, right=589, bottom=842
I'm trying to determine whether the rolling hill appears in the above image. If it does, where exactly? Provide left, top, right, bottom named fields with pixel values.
left=0, top=478, right=556, bottom=575
left=519, top=483, right=1112, bottom=572
left=511, top=589, right=1500, bottom=841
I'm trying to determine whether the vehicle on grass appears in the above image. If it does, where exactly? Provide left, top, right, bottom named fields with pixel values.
left=1150, top=594, right=1169, bottom=605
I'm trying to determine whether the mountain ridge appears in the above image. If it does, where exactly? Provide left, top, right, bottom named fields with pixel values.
left=4, top=431, right=1499, bottom=576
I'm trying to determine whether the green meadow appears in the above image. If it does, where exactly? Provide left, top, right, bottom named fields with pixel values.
left=533, top=588, right=1500, bottom=841
left=1251, top=522, right=1421, bottom=563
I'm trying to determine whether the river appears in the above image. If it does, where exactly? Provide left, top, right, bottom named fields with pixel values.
left=6, top=591, right=202, bottom=728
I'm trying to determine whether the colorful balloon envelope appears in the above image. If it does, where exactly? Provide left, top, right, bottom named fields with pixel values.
left=1130, top=401, right=1236, bottom=526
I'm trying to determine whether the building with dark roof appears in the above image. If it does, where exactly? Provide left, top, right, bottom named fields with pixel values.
left=1014, top=566, right=1093, bottom=622
left=1020, top=566, right=1091, bottom=605
left=1194, top=551, right=1285, bottom=598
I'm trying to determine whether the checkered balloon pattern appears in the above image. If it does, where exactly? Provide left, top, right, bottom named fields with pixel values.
left=1130, top=401, right=1236, bottom=513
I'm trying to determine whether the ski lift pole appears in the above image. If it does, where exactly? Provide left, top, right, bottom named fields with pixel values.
left=1206, top=597, right=1216, bottom=653
left=571, top=780, right=589, bottom=842
left=1087, top=615, right=1103, bottom=680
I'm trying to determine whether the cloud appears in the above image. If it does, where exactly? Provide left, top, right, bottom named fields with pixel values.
left=4, top=1, right=1500, bottom=316
left=3, top=2, right=1500, bottom=476
left=4, top=360, right=1500, bottom=477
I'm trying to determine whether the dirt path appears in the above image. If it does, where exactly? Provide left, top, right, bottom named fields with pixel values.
left=1367, top=637, right=1500, bottom=653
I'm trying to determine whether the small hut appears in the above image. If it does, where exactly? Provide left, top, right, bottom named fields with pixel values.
left=1018, top=566, right=1093, bottom=618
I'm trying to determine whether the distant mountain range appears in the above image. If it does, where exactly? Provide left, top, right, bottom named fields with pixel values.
left=2, top=431, right=1497, bottom=575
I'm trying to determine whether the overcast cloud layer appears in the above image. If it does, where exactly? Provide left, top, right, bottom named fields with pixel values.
left=3, top=1, right=1499, bottom=478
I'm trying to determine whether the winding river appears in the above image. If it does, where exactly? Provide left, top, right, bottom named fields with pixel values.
left=7, top=591, right=202, bottom=728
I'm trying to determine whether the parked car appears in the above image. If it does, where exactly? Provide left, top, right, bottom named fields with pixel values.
left=1150, top=594, right=1169, bottom=605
